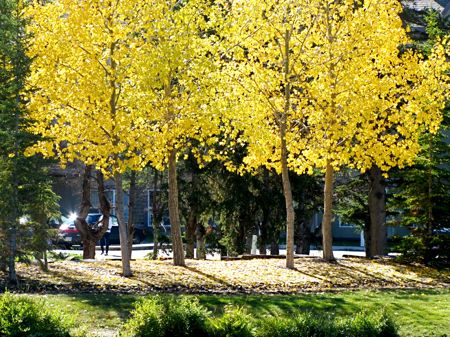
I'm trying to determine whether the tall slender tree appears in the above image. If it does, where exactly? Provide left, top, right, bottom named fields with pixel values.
left=218, top=0, right=448, bottom=263
left=217, top=0, right=317, bottom=268
left=296, top=0, right=449, bottom=260
left=25, top=0, right=151, bottom=276
left=0, top=0, right=59, bottom=284
left=132, top=0, right=223, bottom=266
left=26, top=0, right=223, bottom=268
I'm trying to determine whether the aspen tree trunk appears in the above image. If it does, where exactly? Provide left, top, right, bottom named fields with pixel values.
left=152, top=170, right=162, bottom=260
left=75, top=168, right=110, bottom=259
left=368, top=165, right=386, bottom=257
left=281, top=28, right=295, bottom=269
left=196, top=237, right=206, bottom=260
left=321, top=2, right=336, bottom=262
left=84, top=241, right=97, bottom=258
left=43, top=251, right=48, bottom=271
left=281, top=148, right=295, bottom=268
left=168, top=150, right=185, bottom=266
left=258, top=174, right=270, bottom=255
left=97, top=170, right=111, bottom=234
left=114, top=172, right=132, bottom=276
left=322, top=161, right=335, bottom=261
left=75, top=166, right=94, bottom=259
left=127, top=171, right=137, bottom=259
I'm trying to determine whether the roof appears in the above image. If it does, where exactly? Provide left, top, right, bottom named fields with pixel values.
left=404, top=0, right=450, bottom=15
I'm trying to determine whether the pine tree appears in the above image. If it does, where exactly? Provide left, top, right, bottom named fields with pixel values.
left=389, top=11, right=450, bottom=264
left=0, top=0, right=59, bottom=284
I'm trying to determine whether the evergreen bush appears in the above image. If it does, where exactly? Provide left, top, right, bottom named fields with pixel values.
left=256, top=310, right=399, bottom=337
left=208, top=306, right=255, bottom=337
left=120, top=295, right=210, bottom=337
left=121, top=296, right=399, bottom=337
left=0, top=293, right=70, bottom=337
left=393, top=234, right=450, bottom=267
left=335, top=310, right=399, bottom=337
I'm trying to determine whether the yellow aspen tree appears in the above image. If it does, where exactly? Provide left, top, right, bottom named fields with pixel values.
left=216, top=0, right=317, bottom=268
left=295, top=0, right=449, bottom=260
left=25, top=0, right=149, bottom=276
left=131, top=0, right=222, bottom=266
left=296, top=0, right=406, bottom=261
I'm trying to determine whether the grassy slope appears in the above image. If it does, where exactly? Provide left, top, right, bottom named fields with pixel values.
left=31, top=289, right=450, bottom=337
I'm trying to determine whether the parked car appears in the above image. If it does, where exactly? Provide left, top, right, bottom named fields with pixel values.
left=57, top=215, right=81, bottom=248
left=86, top=213, right=147, bottom=244
left=57, top=212, right=147, bottom=248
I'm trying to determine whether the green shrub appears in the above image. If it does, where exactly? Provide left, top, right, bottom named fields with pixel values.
left=120, top=295, right=210, bottom=337
left=0, top=293, right=70, bottom=337
left=254, top=316, right=295, bottom=337
left=393, top=234, right=450, bottom=267
left=335, top=311, right=399, bottom=337
left=121, top=296, right=398, bottom=337
left=208, top=306, right=255, bottom=337
left=256, top=312, right=334, bottom=337
left=256, top=311, right=398, bottom=337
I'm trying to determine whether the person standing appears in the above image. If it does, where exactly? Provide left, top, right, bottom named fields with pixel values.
left=100, top=217, right=113, bottom=255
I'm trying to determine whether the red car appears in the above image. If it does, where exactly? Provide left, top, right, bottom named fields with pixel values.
left=57, top=214, right=81, bottom=248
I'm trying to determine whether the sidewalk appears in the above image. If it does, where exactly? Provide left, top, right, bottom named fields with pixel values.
left=58, top=244, right=366, bottom=260
left=97, top=243, right=365, bottom=252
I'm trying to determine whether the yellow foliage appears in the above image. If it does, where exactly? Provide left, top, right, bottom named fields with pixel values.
left=25, top=0, right=449, bottom=177
left=217, top=0, right=449, bottom=175
left=25, top=0, right=222, bottom=175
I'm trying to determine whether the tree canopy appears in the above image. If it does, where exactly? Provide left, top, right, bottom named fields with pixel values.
left=23, top=0, right=449, bottom=266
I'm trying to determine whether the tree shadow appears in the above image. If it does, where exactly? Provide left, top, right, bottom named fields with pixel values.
left=337, top=262, right=397, bottom=286
left=183, top=265, right=235, bottom=289
left=292, top=267, right=331, bottom=282
left=382, top=260, right=450, bottom=284
left=56, top=292, right=137, bottom=321
left=198, top=293, right=355, bottom=317
left=338, top=261, right=449, bottom=287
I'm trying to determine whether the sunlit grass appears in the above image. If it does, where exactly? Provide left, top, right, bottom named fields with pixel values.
left=24, top=289, right=450, bottom=337
left=199, top=289, right=450, bottom=337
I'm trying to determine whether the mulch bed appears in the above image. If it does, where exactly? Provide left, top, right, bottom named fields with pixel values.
left=1, top=257, right=449, bottom=294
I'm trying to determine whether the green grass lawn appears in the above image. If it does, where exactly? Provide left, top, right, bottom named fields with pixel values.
left=27, top=289, right=449, bottom=337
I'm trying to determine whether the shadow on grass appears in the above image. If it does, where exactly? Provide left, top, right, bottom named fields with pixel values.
left=198, top=288, right=450, bottom=319
left=197, top=293, right=355, bottom=317
left=58, top=292, right=137, bottom=321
